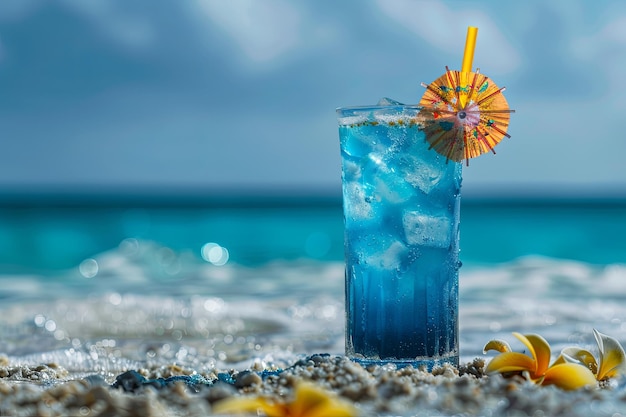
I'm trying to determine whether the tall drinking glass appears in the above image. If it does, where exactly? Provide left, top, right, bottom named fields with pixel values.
left=337, top=103, right=462, bottom=369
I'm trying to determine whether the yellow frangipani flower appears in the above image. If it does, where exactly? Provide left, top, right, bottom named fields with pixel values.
left=483, top=332, right=597, bottom=390
left=554, top=329, right=626, bottom=382
left=212, top=381, right=357, bottom=417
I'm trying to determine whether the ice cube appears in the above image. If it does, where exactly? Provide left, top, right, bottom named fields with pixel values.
left=403, top=156, right=444, bottom=195
left=342, top=159, right=362, bottom=182
left=343, top=181, right=373, bottom=221
left=340, top=126, right=389, bottom=158
left=372, top=169, right=414, bottom=204
left=358, top=152, right=414, bottom=204
left=367, top=240, right=408, bottom=270
left=402, top=210, right=452, bottom=248
left=377, top=97, right=404, bottom=106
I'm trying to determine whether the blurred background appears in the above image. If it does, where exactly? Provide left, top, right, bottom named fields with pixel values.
left=0, top=0, right=625, bottom=272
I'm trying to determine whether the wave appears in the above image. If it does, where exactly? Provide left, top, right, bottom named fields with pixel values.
left=1, top=241, right=625, bottom=376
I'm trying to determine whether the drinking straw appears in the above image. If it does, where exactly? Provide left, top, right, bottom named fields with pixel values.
left=461, top=26, right=478, bottom=74
left=458, top=26, right=478, bottom=108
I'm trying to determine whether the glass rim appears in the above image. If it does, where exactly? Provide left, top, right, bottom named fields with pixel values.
left=335, top=104, right=421, bottom=114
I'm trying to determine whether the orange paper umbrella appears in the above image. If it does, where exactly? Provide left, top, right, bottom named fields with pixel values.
left=418, top=27, right=514, bottom=164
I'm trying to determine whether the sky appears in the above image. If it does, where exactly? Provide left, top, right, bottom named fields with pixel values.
left=0, top=0, right=625, bottom=197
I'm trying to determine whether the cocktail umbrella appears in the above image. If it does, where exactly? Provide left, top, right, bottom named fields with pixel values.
left=418, top=27, right=514, bottom=165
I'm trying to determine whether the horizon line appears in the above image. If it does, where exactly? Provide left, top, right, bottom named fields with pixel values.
left=0, top=184, right=626, bottom=207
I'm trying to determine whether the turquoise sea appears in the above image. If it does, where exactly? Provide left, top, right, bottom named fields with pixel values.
left=1, top=193, right=625, bottom=273
left=1, top=192, right=626, bottom=415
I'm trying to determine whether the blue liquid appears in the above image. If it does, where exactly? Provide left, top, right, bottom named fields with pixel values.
left=338, top=106, right=462, bottom=368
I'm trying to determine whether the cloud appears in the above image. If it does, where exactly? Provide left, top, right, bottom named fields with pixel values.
left=0, top=0, right=41, bottom=62
left=569, top=12, right=626, bottom=64
left=0, top=0, right=41, bottom=22
left=564, top=9, right=626, bottom=105
left=193, top=0, right=302, bottom=66
left=599, top=15, right=626, bottom=44
left=374, top=0, right=521, bottom=75
left=59, top=0, right=156, bottom=50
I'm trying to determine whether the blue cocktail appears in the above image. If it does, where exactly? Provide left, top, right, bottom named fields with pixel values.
left=337, top=103, right=462, bottom=369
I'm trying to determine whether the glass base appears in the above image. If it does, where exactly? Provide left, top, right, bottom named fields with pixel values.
left=348, top=353, right=458, bottom=371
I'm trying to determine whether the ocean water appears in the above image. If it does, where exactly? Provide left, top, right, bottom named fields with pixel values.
left=0, top=195, right=626, bottom=384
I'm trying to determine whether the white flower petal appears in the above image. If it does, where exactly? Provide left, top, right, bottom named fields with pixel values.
left=594, top=328, right=626, bottom=380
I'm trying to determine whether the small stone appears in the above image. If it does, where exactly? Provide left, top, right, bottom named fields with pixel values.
left=82, top=374, right=108, bottom=387
left=506, top=382, right=519, bottom=392
left=309, top=354, right=330, bottom=364
left=112, top=370, right=148, bottom=392
left=204, top=382, right=237, bottom=404
left=234, top=371, right=262, bottom=388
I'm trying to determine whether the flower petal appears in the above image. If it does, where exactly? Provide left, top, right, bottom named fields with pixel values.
left=513, top=333, right=551, bottom=376
left=485, top=351, right=535, bottom=374
left=542, top=363, right=597, bottom=390
left=594, top=329, right=626, bottom=380
left=555, top=347, right=598, bottom=375
left=291, top=383, right=332, bottom=413
left=483, top=339, right=512, bottom=354
left=290, top=383, right=334, bottom=416
left=212, top=396, right=285, bottom=416
left=290, top=383, right=356, bottom=417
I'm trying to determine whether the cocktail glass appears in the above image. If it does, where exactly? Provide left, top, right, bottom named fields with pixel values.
left=337, top=103, right=462, bottom=369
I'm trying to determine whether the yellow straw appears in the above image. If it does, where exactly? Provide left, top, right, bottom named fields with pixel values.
left=461, top=26, right=478, bottom=74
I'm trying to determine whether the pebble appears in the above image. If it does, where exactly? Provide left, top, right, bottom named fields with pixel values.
left=234, top=371, right=262, bottom=388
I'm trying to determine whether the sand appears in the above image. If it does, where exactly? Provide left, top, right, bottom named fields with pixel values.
left=0, top=354, right=624, bottom=417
